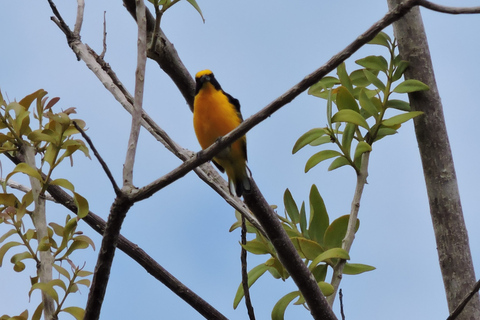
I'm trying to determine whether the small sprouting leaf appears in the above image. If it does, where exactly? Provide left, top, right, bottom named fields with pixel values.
left=0, top=241, right=22, bottom=267
left=52, top=263, right=71, bottom=281
left=61, top=307, right=85, bottom=320
left=368, top=31, right=391, bottom=48
left=308, top=185, right=329, bottom=244
left=305, top=150, right=342, bottom=173
left=73, top=235, right=95, bottom=251
left=392, top=60, right=409, bottom=82
left=353, top=141, right=372, bottom=163
left=382, top=111, right=423, bottom=127
left=359, top=89, right=379, bottom=118
left=284, top=189, right=300, bottom=224
left=342, top=123, right=355, bottom=157
left=337, top=63, right=353, bottom=93
left=64, top=239, right=89, bottom=257
left=355, top=55, right=388, bottom=73
left=318, top=281, right=335, bottom=296
left=363, top=69, right=386, bottom=91
left=328, top=156, right=350, bottom=171
left=393, top=79, right=430, bottom=93
left=292, top=128, right=326, bottom=154
left=331, top=110, right=370, bottom=130
left=75, top=279, right=91, bottom=287
left=343, top=263, right=376, bottom=275
left=271, top=291, right=300, bottom=320
left=76, top=270, right=93, bottom=278
left=299, top=202, right=307, bottom=236
left=336, top=86, right=359, bottom=112
left=386, top=99, right=411, bottom=111
left=309, top=248, right=350, bottom=270
left=324, top=215, right=359, bottom=249
left=233, top=263, right=269, bottom=309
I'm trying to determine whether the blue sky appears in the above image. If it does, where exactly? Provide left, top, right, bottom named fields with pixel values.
left=1, top=0, right=480, bottom=319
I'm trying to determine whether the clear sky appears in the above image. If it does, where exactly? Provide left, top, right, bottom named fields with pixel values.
left=1, top=0, right=479, bottom=319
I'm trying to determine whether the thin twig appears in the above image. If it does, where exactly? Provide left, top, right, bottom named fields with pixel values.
left=419, top=0, right=480, bottom=14
left=241, top=215, right=256, bottom=320
left=447, top=279, right=480, bottom=320
left=99, top=11, right=107, bottom=59
left=123, top=0, right=147, bottom=188
left=339, top=289, right=345, bottom=320
left=72, top=121, right=121, bottom=195
left=73, top=0, right=85, bottom=35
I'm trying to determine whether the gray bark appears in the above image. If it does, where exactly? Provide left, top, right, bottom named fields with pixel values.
left=387, top=2, right=480, bottom=319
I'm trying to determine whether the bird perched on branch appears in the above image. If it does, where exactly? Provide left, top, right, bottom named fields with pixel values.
left=193, top=69, right=251, bottom=197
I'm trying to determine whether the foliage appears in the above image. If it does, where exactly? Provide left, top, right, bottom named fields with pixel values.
left=0, top=89, right=93, bottom=320
left=293, top=32, right=429, bottom=174
left=230, top=185, right=374, bottom=318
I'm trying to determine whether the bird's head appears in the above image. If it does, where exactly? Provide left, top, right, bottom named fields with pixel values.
left=195, top=69, right=222, bottom=93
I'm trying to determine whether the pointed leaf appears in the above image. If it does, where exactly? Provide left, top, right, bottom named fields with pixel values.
left=19, top=89, right=47, bottom=110
left=292, top=128, right=326, bottom=154
left=284, top=189, right=299, bottom=223
left=353, top=141, right=372, bottom=163
left=50, top=179, right=75, bottom=192
left=309, top=248, right=350, bottom=270
left=342, top=123, right=355, bottom=157
left=343, top=263, right=376, bottom=275
left=363, top=69, right=386, bottom=91
left=305, top=150, right=342, bottom=173
left=324, top=215, right=359, bottom=249
left=233, top=264, right=269, bottom=309
left=355, top=55, right=388, bottom=72
left=386, top=99, right=411, bottom=111
left=291, top=237, right=324, bottom=261
left=331, top=109, right=370, bottom=130
left=6, top=163, right=42, bottom=183
left=382, top=111, right=423, bottom=127
left=186, top=0, right=205, bottom=22
left=308, top=185, right=329, bottom=244
left=367, top=31, right=391, bottom=48
left=359, top=89, right=379, bottom=118
left=393, top=79, right=429, bottom=93
left=73, top=192, right=89, bottom=219
left=336, top=63, right=353, bottom=93
left=61, top=307, right=85, bottom=320
left=336, top=86, right=359, bottom=112
left=271, top=291, right=300, bottom=320
left=0, top=241, right=22, bottom=267
left=328, top=156, right=350, bottom=171
left=392, top=60, right=409, bottom=82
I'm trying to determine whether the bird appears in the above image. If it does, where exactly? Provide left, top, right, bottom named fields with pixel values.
left=193, top=69, right=251, bottom=197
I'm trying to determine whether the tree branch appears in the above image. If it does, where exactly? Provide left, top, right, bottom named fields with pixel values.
left=123, top=0, right=147, bottom=188
left=241, top=215, right=256, bottom=320
left=447, top=279, right=480, bottom=320
left=418, top=0, right=480, bottom=14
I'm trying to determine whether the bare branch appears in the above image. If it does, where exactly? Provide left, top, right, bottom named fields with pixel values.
left=73, top=0, right=85, bottom=35
left=99, top=11, right=107, bottom=59
left=0, top=178, right=56, bottom=202
left=72, top=121, right=121, bottom=195
left=241, top=215, right=256, bottom=320
left=123, top=0, right=147, bottom=188
left=419, top=0, right=480, bottom=14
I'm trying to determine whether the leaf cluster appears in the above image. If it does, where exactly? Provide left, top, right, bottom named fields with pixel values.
left=293, top=32, right=428, bottom=174
left=0, top=89, right=93, bottom=319
left=230, top=185, right=374, bottom=319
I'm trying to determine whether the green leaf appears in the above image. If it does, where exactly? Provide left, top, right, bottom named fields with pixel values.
left=336, top=63, right=353, bottom=93
left=353, top=141, right=372, bottom=163
left=186, top=0, right=205, bottom=22
left=32, top=302, right=43, bottom=320
left=27, top=130, right=58, bottom=144
left=50, top=178, right=75, bottom=192
left=29, top=282, right=59, bottom=304
left=52, top=263, right=71, bottom=281
left=0, top=229, right=17, bottom=245
left=355, top=55, right=388, bottom=72
left=6, top=163, right=43, bottom=184
left=10, top=251, right=32, bottom=265
left=308, top=185, right=329, bottom=244
left=386, top=99, right=411, bottom=112
left=73, top=192, right=89, bottom=219
left=242, top=239, right=271, bottom=255
left=64, top=239, right=89, bottom=257
left=382, top=111, right=423, bottom=126
left=291, top=237, right=324, bottom=261
left=309, top=135, right=332, bottom=147
left=318, top=281, right=335, bottom=296
left=335, top=86, right=359, bottom=112
left=324, top=215, right=359, bottom=249
left=367, top=31, right=391, bottom=48
left=305, top=150, right=342, bottom=173
left=343, top=263, right=376, bottom=275
left=292, top=128, right=326, bottom=154
left=393, top=79, right=430, bottom=93
left=342, top=123, right=355, bottom=157
left=284, top=189, right=300, bottom=223
left=76, top=270, right=93, bottom=278
left=359, top=89, right=379, bottom=118
left=233, top=264, right=269, bottom=309
left=299, top=202, right=307, bottom=236
left=0, top=193, right=20, bottom=208
left=363, top=69, right=386, bottom=91
left=19, top=89, right=47, bottom=110
left=309, top=248, right=350, bottom=270
left=61, top=307, right=85, bottom=320
left=392, top=60, right=409, bottom=82
left=308, top=77, right=340, bottom=97
left=331, top=109, right=370, bottom=130
left=0, top=241, right=22, bottom=267
left=271, top=291, right=300, bottom=320
left=350, top=69, right=370, bottom=87
left=375, top=127, right=398, bottom=141
left=75, top=279, right=91, bottom=287
left=328, top=156, right=350, bottom=171
left=311, top=264, right=327, bottom=282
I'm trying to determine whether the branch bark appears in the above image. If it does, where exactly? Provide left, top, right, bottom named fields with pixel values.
left=387, top=2, right=480, bottom=319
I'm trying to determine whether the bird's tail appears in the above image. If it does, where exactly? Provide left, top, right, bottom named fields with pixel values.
left=230, top=166, right=252, bottom=197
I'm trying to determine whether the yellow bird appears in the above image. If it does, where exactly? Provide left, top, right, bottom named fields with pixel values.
left=193, top=69, right=251, bottom=197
